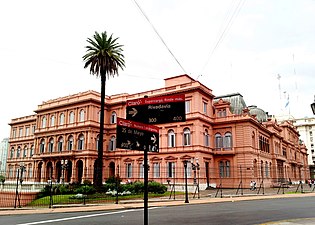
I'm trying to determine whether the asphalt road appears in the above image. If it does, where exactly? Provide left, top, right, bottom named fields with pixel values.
left=1, top=197, right=315, bottom=225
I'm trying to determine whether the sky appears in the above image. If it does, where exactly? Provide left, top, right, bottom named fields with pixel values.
left=1, top=0, right=315, bottom=139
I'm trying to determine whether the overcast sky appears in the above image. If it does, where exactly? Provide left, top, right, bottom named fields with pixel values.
left=1, top=0, right=315, bottom=139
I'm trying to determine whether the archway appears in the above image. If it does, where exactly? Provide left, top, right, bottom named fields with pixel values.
left=109, top=161, right=115, bottom=178
left=77, top=160, right=83, bottom=184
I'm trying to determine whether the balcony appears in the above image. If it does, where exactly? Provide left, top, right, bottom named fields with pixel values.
left=213, top=148, right=235, bottom=155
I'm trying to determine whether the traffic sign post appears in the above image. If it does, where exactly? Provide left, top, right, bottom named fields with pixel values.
left=116, top=117, right=160, bottom=225
left=126, top=94, right=186, bottom=124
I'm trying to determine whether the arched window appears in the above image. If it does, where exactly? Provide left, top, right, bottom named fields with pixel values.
left=215, top=133, right=223, bottom=149
left=10, top=148, right=14, bottom=159
left=79, top=109, right=85, bottom=122
left=265, top=161, right=269, bottom=178
left=96, top=135, right=100, bottom=150
left=58, top=137, right=63, bottom=152
left=40, top=139, right=45, bottom=153
left=50, top=115, right=55, bottom=127
left=253, top=159, right=258, bottom=177
left=16, top=146, right=21, bottom=158
left=109, top=136, right=116, bottom=151
left=30, top=145, right=34, bottom=157
left=59, top=113, right=65, bottom=125
left=42, top=116, right=46, bottom=128
left=183, top=128, right=191, bottom=146
left=69, top=111, right=75, bottom=123
left=252, top=132, right=255, bottom=148
left=219, top=160, right=230, bottom=178
left=23, top=146, right=27, bottom=158
left=223, top=132, right=232, bottom=149
left=111, top=112, right=117, bottom=124
left=261, top=160, right=264, bottom=178
left=48, top=138, right=54, bottom=153
left=204, top=129, right=210, bottom=147
left=78, top=134, right=84, bottom=150
left=168, top=129, right=176, bottom=147
left=67, top=135, right=73, bottom=150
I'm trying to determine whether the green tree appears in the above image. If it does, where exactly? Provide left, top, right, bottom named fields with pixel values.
left=83, top=31, right=125, bottom=188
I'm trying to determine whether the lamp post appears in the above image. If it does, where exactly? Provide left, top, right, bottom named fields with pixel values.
left=61, top=159, right=68, bottom=184
left=14, top=163, right=26, bottom=208
left=192, top=158, right=200, bottom=199
left=183, top=160, right=189, bottom=203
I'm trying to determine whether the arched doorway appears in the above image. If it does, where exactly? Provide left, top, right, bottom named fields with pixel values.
left=77, top=160, right=83, bottom=184
left=46, top=161, right=53, bottom=181
left=109, top=162, right=115, bottom=178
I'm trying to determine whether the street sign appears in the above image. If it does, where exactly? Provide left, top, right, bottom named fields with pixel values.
left=126, top=94, right=186, bottom=124
left=116, top=117, right=159, bottom=152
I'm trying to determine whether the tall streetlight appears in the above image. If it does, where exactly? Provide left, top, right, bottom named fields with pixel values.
left=183, top=160, right=189, bottom=203
left=61, top=159, right=68, bottom=184
left=14, top=163, right=26, bottom=208
left=192, top=158, right=200, bottom=199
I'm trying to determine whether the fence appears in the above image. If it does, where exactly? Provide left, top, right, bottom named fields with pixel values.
left=0, top=165, right=312, bottom=208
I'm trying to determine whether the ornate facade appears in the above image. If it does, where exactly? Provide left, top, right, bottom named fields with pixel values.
left=6, top=74, right=309, bottom=189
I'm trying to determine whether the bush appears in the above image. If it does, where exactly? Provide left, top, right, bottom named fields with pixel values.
left=148, top=181, right=167, bottom=194
left=0, top=175, right=5, bottom=184
left=74, top=185, right=96, bottom=195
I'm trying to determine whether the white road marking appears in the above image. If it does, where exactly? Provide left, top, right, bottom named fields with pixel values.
left=17, top=207, right=161, bottom=225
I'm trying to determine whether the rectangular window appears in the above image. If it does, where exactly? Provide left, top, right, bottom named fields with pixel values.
left=203, top=102, right=207, bottom=115
left=19, top=128, right=23, bottom=137
left=169, top=133, right=175, bottom=147
left=25, top=127, right=30, bottom=136
left=167, top=162, right=175, bottom=178
left=12, top=129, right=16, bottom=138
left=126, top=163, right=132, bottom=178
left=185, top=100, right=191, bottom=113
left=184, top=162, right=192, bottom=178
left=139, top=163, right=144, bottom=178
left=153, top=163, right=160, bottom=178
left=32, top=126, right=36, bottom=134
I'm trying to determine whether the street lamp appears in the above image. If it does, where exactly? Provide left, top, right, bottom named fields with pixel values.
left=183, top=160, right=189, bottom=203
left=14, top=163, right=26, bottom=208
left=192, top=158, right=200, bottom=199
left=61, top=159, right=68, bottom=184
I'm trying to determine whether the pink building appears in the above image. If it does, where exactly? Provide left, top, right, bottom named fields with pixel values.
left=6, top=74, right=309, bottom=189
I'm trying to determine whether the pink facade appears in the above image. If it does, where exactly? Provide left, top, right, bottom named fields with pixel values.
left=6, top=74, right=309, bottom=189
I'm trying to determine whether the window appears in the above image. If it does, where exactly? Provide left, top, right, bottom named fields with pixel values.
left=153, top=163, right=160, bottom=178
left=23, top=146, right=27, bottom=158
left=185, top=100, right=191, bottom=113
left=183, top=128, right=191, bottom=146
left=42, top=116, right=46, bottom=128
left=58, top=137, right=63, bottom=152
left=10, top=148, right=14, bottom=159
left=59, top=113, right=65, bottom=125
left=223, top=132, right=232, bottom=149
left=32, top=125, right=36, bottom=134
left=28, top=167, right=33, bottom=178
left=265, top=161, right=269, bottom=178
left=25, top=127, right=30, bottom=136
left=96, top=135, right=100, bottom=150
left=203, top=102, right=207, bottom=114
left=19, top=128, right=23, bottom=137
left=215, top=133, right=223, bottom=149
left=219, top=160, right=230, bottom=178
left=204, top=129, right=210, bottom=147
left=139, top=162, right=144, bottom=178
left=168, top=130, right=176, bottom=147
left=184, top=161, right=192, bottom=178
left=79, top=109, right=85, bottom=122
left=111, top=112, right=117, bottom=124
left=98, top=111, right=101, bottom=122
left=48, top=138, right=54, bottom=153
left=30, top=145, right=34, bottom=157
left=109, top=136, right=116, bottom=151
left=51, top=115, right=55, bottom=127
left=12, top=129, right=16, bottom=138
left=69, top=111, right=75, bottom=123
left=67, top=136, right=73, bottom=150
left=126, top=163, right=132, bottom=178
left=16, top=147, right=21, bottom=158
left=167, top=162, right=175, bottom=178
left=40, top=139, right=45, bottom=153
left=78, top=134, right=84, bottom=150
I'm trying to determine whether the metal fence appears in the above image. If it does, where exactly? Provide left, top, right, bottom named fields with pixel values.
left=0, top=165, right=313, bottom=209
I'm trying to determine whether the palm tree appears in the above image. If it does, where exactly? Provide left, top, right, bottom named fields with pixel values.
left=83, top=31, right=125, bottom=188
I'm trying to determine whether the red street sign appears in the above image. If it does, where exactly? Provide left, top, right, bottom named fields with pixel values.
left=116, top=118, right=159, bottom=152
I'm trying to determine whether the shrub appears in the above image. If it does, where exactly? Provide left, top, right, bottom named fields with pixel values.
left=74, top=185, right=96, bottom=195
left=0, top=175, right=5, bottom=184
left=148, top=181, right=167, bottom=194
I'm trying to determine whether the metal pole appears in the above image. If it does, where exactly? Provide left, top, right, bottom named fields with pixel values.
left=144, top=149, right=148, bottom=225
left=14, top=169, right=20, bottom=208
left=184, top=161, right=189, bottom=203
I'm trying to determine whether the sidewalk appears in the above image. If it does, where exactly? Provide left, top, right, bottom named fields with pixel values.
left=2, top=191, right=315, bottom=216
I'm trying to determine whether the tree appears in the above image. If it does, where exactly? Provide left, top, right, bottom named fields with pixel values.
left=83, top=31, right=125, bottom=188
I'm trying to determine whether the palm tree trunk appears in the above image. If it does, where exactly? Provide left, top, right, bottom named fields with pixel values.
left=95, top=74, right=106, bottom=188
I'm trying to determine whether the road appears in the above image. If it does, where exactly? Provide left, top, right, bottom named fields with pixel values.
left=1, top=197, right=315, bottom=225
